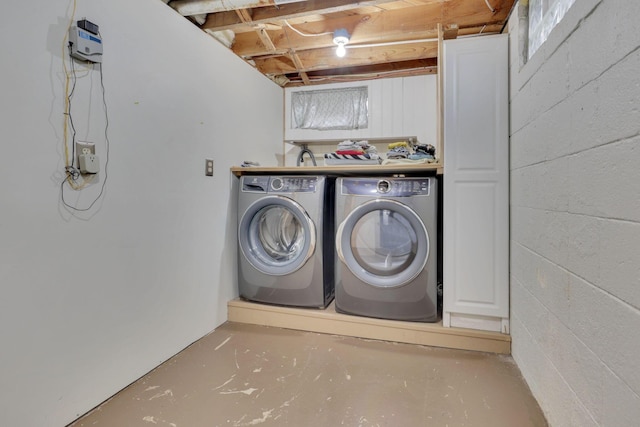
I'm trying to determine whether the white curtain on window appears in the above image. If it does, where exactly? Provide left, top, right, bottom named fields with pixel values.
left=292, top=86, right=368, bottom=130
left=528, top=0, right=576, bottom=58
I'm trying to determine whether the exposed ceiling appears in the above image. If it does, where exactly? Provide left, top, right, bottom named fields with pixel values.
left=163, top=0, right=515, bottom=87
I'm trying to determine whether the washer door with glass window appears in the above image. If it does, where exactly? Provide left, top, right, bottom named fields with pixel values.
left=337, top=199, right=429, bottom=288
left=239, top=195, right=316, bottom=276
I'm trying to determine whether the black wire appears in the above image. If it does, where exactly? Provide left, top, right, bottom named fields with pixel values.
left=500, top=1, right=518, bottom=34
left=95, top=61, right=110, bottom=203
left=67, top=42, right=78, bottom=168
left=61, top=59, right=110, bottom=213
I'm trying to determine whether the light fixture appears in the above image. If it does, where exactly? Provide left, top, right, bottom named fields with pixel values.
left=333, top=29, right=350, bottom=58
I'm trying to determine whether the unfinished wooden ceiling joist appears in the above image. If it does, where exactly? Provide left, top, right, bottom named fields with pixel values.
left=165, top=0, right=515, bottom=87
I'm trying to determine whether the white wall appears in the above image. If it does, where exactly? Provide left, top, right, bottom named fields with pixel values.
left=508, top=1, right=640, bottom=425
left=0, top=1, right=282, bottom=426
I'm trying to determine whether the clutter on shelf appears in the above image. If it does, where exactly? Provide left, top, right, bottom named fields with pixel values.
left=381, top=141, right=438, bottom=165
left=323, top=140, right=381, bottom=165
left=240, top=160, right=261, bottom=167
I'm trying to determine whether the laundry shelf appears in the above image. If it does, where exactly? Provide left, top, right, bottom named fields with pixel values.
left=230, top=163, right=443, bottom=177
left=284, top=136, right=418, bottom=146
left=227, top=299, right=511, bottom=355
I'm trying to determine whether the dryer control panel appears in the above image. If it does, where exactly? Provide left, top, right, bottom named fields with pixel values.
left=341, top=178, right=432, bottom=197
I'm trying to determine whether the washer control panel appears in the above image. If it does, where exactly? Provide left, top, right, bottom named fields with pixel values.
left=341, top=177, right=431, bottom=197
left=241, top=176, right=317, bottom=193
left=269, top=176, right=317, bottom=193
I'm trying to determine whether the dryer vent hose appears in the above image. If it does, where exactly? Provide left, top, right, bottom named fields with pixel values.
left=296, top=145, right=317, bottom=166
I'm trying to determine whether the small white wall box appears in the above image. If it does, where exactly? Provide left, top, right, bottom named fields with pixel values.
left=79, top=153, right=100, bottom=174
left=69, top=20, right=102, bottom=63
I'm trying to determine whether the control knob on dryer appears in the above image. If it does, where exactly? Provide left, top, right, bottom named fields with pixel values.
left=377, top=179, right=391, bottom=194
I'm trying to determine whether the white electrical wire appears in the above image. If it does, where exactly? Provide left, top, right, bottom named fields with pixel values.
left=346, top=38, right=438, bottom=49
left=284, top=20, right=333, bottom=37
left=485, top=0, right=496, bottom=13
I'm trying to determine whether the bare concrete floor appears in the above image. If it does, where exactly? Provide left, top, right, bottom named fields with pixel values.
left=69, top=322, right=547, bottom=427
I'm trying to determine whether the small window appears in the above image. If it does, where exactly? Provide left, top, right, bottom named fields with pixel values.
left=291, top=86, right=368, bottom=131
left=528, top=0, right=576, bottom=59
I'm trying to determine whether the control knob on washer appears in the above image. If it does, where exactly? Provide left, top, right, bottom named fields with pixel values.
left=271, top=178, right=284, bottom=191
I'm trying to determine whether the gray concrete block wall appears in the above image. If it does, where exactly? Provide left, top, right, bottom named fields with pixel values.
left=508, top=1, right=640, bottom=425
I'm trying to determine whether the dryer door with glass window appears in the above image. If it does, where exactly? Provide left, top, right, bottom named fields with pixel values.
left=336, top=199, right=429, bottom=288
left=239, top=195, right=316, bottom=276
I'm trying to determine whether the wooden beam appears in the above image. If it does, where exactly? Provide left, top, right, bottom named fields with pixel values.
left=233, top=8, right=279, bottom=53
left=288, top=51, right=311, bottom=85
left=202, top=0, right=400, bottom=32
left=443, top=23, right=459, bottom=40
left=300, top=58, right=438, bottom=77
left=172, top=0, right=276, bottom=16
left=235, top=7, right=253, bottom=22
left=285, top=58, right=437, bottom=86
left=254, top=41, right=438, bottom=75
left=228, top=299, right=511, bottom=355
left=285, top=69, right=437, bottom=87
left=255, top=26, right=277, bottom=52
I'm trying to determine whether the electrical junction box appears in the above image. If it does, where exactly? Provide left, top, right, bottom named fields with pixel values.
left=69, top=26, right=103, bottom=63
left=79, top=154, right=100, bottom=174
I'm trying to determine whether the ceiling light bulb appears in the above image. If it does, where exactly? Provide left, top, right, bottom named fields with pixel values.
left=333, top=29, right=350, bottom=58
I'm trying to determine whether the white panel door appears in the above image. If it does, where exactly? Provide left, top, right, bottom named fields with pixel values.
left=443, top=35, right=509, bottom=333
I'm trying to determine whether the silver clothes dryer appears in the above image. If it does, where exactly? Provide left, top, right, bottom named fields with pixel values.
left=237, top=175, right=334, bottom=308
left=334, top=177, right=438, bottom=321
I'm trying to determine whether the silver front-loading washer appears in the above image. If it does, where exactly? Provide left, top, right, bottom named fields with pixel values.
left=334, top=177, right=438, bottom=321
left=237, top=175, right=334, bottom=308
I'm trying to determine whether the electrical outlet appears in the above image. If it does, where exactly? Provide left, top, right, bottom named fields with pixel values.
left=205, top=159, right=214, bottom=176
left=79, top=153, right=100, bottom=174
left=76, top=141, right=95, bottom=166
